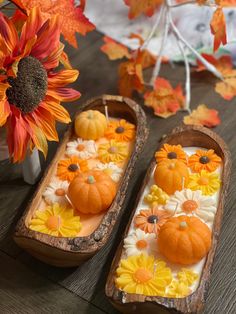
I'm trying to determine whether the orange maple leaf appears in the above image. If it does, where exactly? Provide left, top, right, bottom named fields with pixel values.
left=215, top=77, right=236, bottom=100
left=100, top=36, right=131, bottom=60
left=184, top=104, right=220, bottom=127
left=12, top=0, right=95, bottom=48
left=196, top=53, right=233, bottom=76
left=210, top=8, right=227, bottom=52
left=144, top=78, right=184, bottom=118
left=124, top=0, right=163, bottom=19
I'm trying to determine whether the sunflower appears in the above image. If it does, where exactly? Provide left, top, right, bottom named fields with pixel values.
left=155, top=144, right=187, bottom=164
left=115, top=254, right=172, bottom=296
left=0, top=8, right=80, bottom=162
left=98, top=139, right=129, bottom=163
left=134, top=207, right=171, bottom=234
left=57, top=156, right=88, bottom=182
left=188, top=170, right=221, bottom=196
left=105, top=119, right=135, bottom=142
left=188, top=149, right=222, bottom=173
left=29, top=203, right=82, bottom=237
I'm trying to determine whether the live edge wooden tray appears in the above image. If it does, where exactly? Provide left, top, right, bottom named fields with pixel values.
left=106, top=125, right=231, bottom=314
left=14, top=95, right=149, bottom=267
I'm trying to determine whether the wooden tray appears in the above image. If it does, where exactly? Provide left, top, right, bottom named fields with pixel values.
left=14, top=95, right=149, bottom=267
left=105, top=125, right=231, bottom=314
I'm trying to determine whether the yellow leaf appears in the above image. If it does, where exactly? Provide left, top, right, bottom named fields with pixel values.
left=184, top=104, right=220, bottom=128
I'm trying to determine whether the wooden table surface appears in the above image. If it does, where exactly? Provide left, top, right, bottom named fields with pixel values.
left=0, top=31, right=236, bottom=314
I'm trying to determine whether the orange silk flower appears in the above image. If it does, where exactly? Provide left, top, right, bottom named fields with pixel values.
left=57, top=156, right=88, bottom=182
left=105, top=119, right=136, bottom=142
left=188, top=149, right=221, bottom=173
left=155, top=144, right=187, bottom=164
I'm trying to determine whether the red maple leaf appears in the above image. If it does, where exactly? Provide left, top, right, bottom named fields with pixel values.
left=210, top=8, right=227, bottom=52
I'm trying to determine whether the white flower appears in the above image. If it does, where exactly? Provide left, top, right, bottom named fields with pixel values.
left=94, top=162, right=123, bottom=182
left=66, top=138, right=97, bottom=159
left=43, top=179, right=69, bottom=205
left=165, top=189, right=216, bottom=222
left=124, top=229, right=158, bottom=257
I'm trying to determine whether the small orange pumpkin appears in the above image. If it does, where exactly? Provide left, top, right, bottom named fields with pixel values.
left=68, top=170, right=116, bottom=214
left=74, top=110, right=107, bottom=140
left=154, top=159, right=189, bottom=195
left=158, top=216, right=212, bottom=265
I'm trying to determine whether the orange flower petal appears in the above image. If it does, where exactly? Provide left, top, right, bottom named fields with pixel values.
left=42, top=96, right=71, bottom=123
left=42, top=43, right=64, bottom=70
left=48, top=69, right=79, bottom=87
left=47, top=87, right=81, bottom=102
left=0, top=12, right=19, bottom=53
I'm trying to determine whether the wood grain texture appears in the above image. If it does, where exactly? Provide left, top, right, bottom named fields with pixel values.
left=0, top=30, right=236, bottom=314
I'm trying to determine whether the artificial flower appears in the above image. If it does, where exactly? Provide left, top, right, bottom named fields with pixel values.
left=165, top=189, right=216, bottom=222
left=94, top=162, right=123, bottom=182
left=115, top=254, right=172, bottom=296
left=144, top=185, right=169, bottom=207
left=188, top=149, right=221, bottom=173
left=188, top=170, right=221, bottom=196
left=66, top=138, right=97, bottom=159
left=123, top=229, right=158, bottom=257
left=177, top=268, right=199, bottom=286
left=29, top=203, right=82, bottom=237
left=105, top=119, right=135, bottom=142
left=98, top=140, right=129, bottom=163
left=0, top=8, right=81, bottom=162
left=134, top=207, right=171, bottom=234
left=43, top=179, right=69, bottom=205
left=155, top=144, right=187, bottom=164
left=165, top=280, right=190, bottom=298
left=57, top=156, right=88, bottom=182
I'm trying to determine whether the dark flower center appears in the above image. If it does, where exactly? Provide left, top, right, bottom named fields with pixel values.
left=68, top=164, right=79, bottom=172
left=115, top=126, right=125, bottom=134
left=6, top=56, right=48, bottom=114
left=147, top=215, right=159, bottom=224
left=167, top=152, right=177, bottom=159
left=199, top=156, right=210, bottom=164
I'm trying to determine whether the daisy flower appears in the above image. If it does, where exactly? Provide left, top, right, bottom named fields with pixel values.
left=43, top=179, right=69, bottom=205
left=188, top=170, right=221, bottom=196
left=134, top=207, right=171, bottom=234
left=29, top=203, right=82, bottom=237
left=115, top=254, right=172, bottom=296
left=165, top=189, right=217, bottom=222
left=57, top=156, right=88, bottom=182
left=188, top=149, right=221, bottom=173
left=0, top=8, right=80, bottom=162
left=155, top=144, right=187, bottom=164
left=98, top=139, right=129, bottom=163
left=123, top=229, right=158, bottom=257
left=94, top=162, right=123, bottom=182
left=105, top=119, right=135, bottom=142
left=66, top=138, right=97, bottom=159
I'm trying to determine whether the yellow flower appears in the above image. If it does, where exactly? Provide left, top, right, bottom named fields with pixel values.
left=177, top=268, right=198, bottom=286
left=115, top=254, right=172, bottom=296
left=29, top=203, right=82, bottom=237
left=98, top=139, right=129, bottom=163
left=144, top=185, right=169, bottom=207
left=188, top=170, right=221, bottom=196
left=165, top=280, right=190, bottom=298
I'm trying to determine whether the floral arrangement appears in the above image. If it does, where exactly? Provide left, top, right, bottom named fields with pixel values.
left=100, top=0, right=236, bottom=127
left=115, top=143, right=222, bottom=298
left=29, top=108, right=136, bottom=237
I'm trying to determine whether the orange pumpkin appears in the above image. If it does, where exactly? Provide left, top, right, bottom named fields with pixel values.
left=154, top=159, right=189, bottom=195
left=68, top=170, right=116, bottom=214
left=74, top=110, right=107, bottom=140
left=158, top=216, right=212, bottom=265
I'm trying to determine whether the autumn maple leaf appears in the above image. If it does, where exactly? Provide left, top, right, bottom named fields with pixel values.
left=100, top=36, right=131, bottom=60
left=184, top=104, right=220, bottom=127
left=215, top=78, right=236, bottom=100
left=210, top=8, right=227, bottom=52
left=124, top=0, right=163, bottom=19
left=144, top=78, right=185, bottom=118
left=11, top=0, right=95, bottom=48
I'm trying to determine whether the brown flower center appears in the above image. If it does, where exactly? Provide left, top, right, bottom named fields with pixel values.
left=68, top=164, right=79, bottom=172
left=46, top=215, right=61, bottom=231
left=6, top=56, right=48, bottom=114
left=147, top=215, right=158, bottom=224
left=167, top=152, right=177, bottom=159
left=182, top=200, right=198, bottom=213
left=199, top=156, right=210, bottom=164
left=115, top=126, right=125, bottom=134
left=134, top=268, right=153, bottom=283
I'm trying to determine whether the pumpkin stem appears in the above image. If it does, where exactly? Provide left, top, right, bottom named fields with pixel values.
left=87, top=111, right=93, bottom=119
left=179, top=221, right=188, bottom=229
left=87, top=175, right=95, bottom=184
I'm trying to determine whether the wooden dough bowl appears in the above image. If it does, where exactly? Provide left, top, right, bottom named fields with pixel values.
left=14, top=95, right=149, bottom=267
left=105, top=125, right=231, bottom=314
